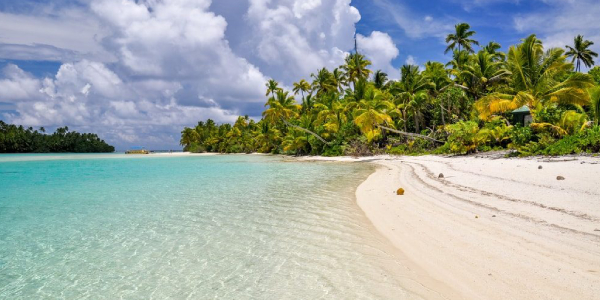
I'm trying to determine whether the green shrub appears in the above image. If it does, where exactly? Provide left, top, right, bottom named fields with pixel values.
left=514, top=126, right=600, bottom=156
left=443, top=121, right=480, bottom=154
left=509, top=125, right=534, bottom=148
left=322, top=144, right=344, bottom=157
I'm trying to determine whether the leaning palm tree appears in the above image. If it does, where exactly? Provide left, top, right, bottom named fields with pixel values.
left=565, top=35, right=598, bottom=72
left=263, top=90, right=330, bottom=144
left=445, top=23, right=479, bottom=54
left=475, top=34, right=595, bottom=121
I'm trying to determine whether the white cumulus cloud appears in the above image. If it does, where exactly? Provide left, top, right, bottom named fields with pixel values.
left=0, top=0, right=396, bottom=149
left=357, top=31, right=400, bottom=79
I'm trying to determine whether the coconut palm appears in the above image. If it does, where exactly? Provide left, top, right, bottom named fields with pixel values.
left=353, top=86, right=394, bottom=142
left=263, top=90, right=300, bottom=125
left=300, top=94, right=315, bottom=114
left=263, top=89, right=330, bottom=144
left=458, top=50, right=511, bottom=99
left=391, top=65, right=435, bottom=132
left=293, top=79, right=311, bottom=101
left=343, top=53, right=372, bottom=88
left=373, top=70, right=390, bottom=90
left=311, top=68, right=336, bottom=98
left=482, top=41, right=505, bottom=61
left=565, top=35, right=598, bottom=72
left=446, top=49, right=471, bottom=76
left=589, top=87, right=600, bottom=125
left=475, top=34, right=595, bottom=121
left=265, top=79, right=280, bottom=99
left=445, top=23, right=479, bottom=54
left=314, top=92, right=347, bottom=135
left=332, top=68, right=347, bottom=92
left=406, top=92, right=429, bottom=133
left=180, top=127, right=199, bottom=149
left=423, top=61, right=452, bottom=97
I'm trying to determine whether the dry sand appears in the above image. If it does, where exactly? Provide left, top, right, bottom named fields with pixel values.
left=303, top=154, right=600, bottom=300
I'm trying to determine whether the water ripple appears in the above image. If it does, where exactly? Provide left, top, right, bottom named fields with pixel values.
left=0, top=155, right=415, bottom=299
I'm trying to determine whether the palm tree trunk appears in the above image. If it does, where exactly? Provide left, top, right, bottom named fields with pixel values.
left=414, top=114, right=420, bottom=133
left=376, top=125, right=443, bottom=144
left=402, top=110, right=408, bottom=132
left=281, top=118, right=331, bottom=145
left=440, top=103, right=446, bottom=126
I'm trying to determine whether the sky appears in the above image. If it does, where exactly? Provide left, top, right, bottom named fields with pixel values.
left=1, top=0, right=599, bottom=150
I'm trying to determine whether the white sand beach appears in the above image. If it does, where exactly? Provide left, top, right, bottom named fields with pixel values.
left=304, top=154, right=600, bottom=299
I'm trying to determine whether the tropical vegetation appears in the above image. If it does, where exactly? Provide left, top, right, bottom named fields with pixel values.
left=0, top=121, right=115, bottom=153
left=181, top=26, right=600, bottom=157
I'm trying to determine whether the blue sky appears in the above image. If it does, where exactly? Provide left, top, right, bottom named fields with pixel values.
left=1, top=0, right=599, bottom=149
left=2, top=0, right=564, bottom=77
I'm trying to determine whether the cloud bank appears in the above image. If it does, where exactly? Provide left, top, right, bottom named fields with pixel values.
left=0, top=0, right=399, bottom=149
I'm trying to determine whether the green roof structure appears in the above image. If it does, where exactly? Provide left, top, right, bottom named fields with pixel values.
left=511, top=106, right=530, bottom=114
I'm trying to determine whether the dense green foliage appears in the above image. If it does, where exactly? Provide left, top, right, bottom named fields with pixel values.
left=0, top=121, right=115, bottom=153
left=181, top=27, right=600, bottom=157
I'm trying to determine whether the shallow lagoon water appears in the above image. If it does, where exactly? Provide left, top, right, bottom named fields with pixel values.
left=0, top=154, right=412, bottom=299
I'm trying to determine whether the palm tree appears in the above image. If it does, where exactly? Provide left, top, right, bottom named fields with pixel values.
left=373, top=70, right=390, bottom=90
left=483, top=41, right=505, bottom=61
left=314, top=92, right=346, bottom=136
left=423, top=61, right=451, bottom=97
left=263, top=89, right=330, bottom=144
left=458, top=50, right=511, bottom=99
left=446, top=49, right=470, bottom=75
left=343, top=53, right=372, bottom=89
left=445, top=23, right=479, bottom=54
left=406, top=92, right=429, bottom=134
left=293, top=79, right=311, bottom=101
left=332, top=68, right=347, bottom=92
left=263, top=90, right=299, bottom=125
left=301, top=94, right=315, bottom=114
left=265, top=79, right=280, bottom=99
left=311, top=68, right=336, bottom=98
left=180, top=127, right=199, bottom=149
left=353, top=86, right=394, bottom=143
left=475, top=34, right=595, bottom=121
left=391, top=65, right=435, bottom=132
left=589, top=87, right=600, bottom=125
left=565, top=35, right=598, bottom=72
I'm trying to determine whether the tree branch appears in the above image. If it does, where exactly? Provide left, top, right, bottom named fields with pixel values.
left=282, top=119, right=332, bottom=145
left=377, top=125, right=444, bottom=144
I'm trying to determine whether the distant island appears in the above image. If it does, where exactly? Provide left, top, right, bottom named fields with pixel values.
left=0, top=121, right=114, bottom=153
left=181, top=26, right=600, bottom=157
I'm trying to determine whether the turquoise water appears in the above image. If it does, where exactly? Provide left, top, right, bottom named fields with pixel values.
left=0, top=154, right=412, bottom=299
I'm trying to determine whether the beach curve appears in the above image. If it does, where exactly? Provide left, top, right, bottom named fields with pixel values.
left=307, top=154, right=600, bottom=299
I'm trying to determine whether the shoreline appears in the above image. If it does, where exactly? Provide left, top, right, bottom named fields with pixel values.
left=331, top=154, right=600, bottom=299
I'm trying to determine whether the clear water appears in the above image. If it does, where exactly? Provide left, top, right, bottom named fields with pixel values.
left=0, top=154, right=413, bottom=299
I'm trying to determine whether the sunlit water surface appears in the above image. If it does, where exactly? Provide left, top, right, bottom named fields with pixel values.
left=0, top=154, right=412, bottom=299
